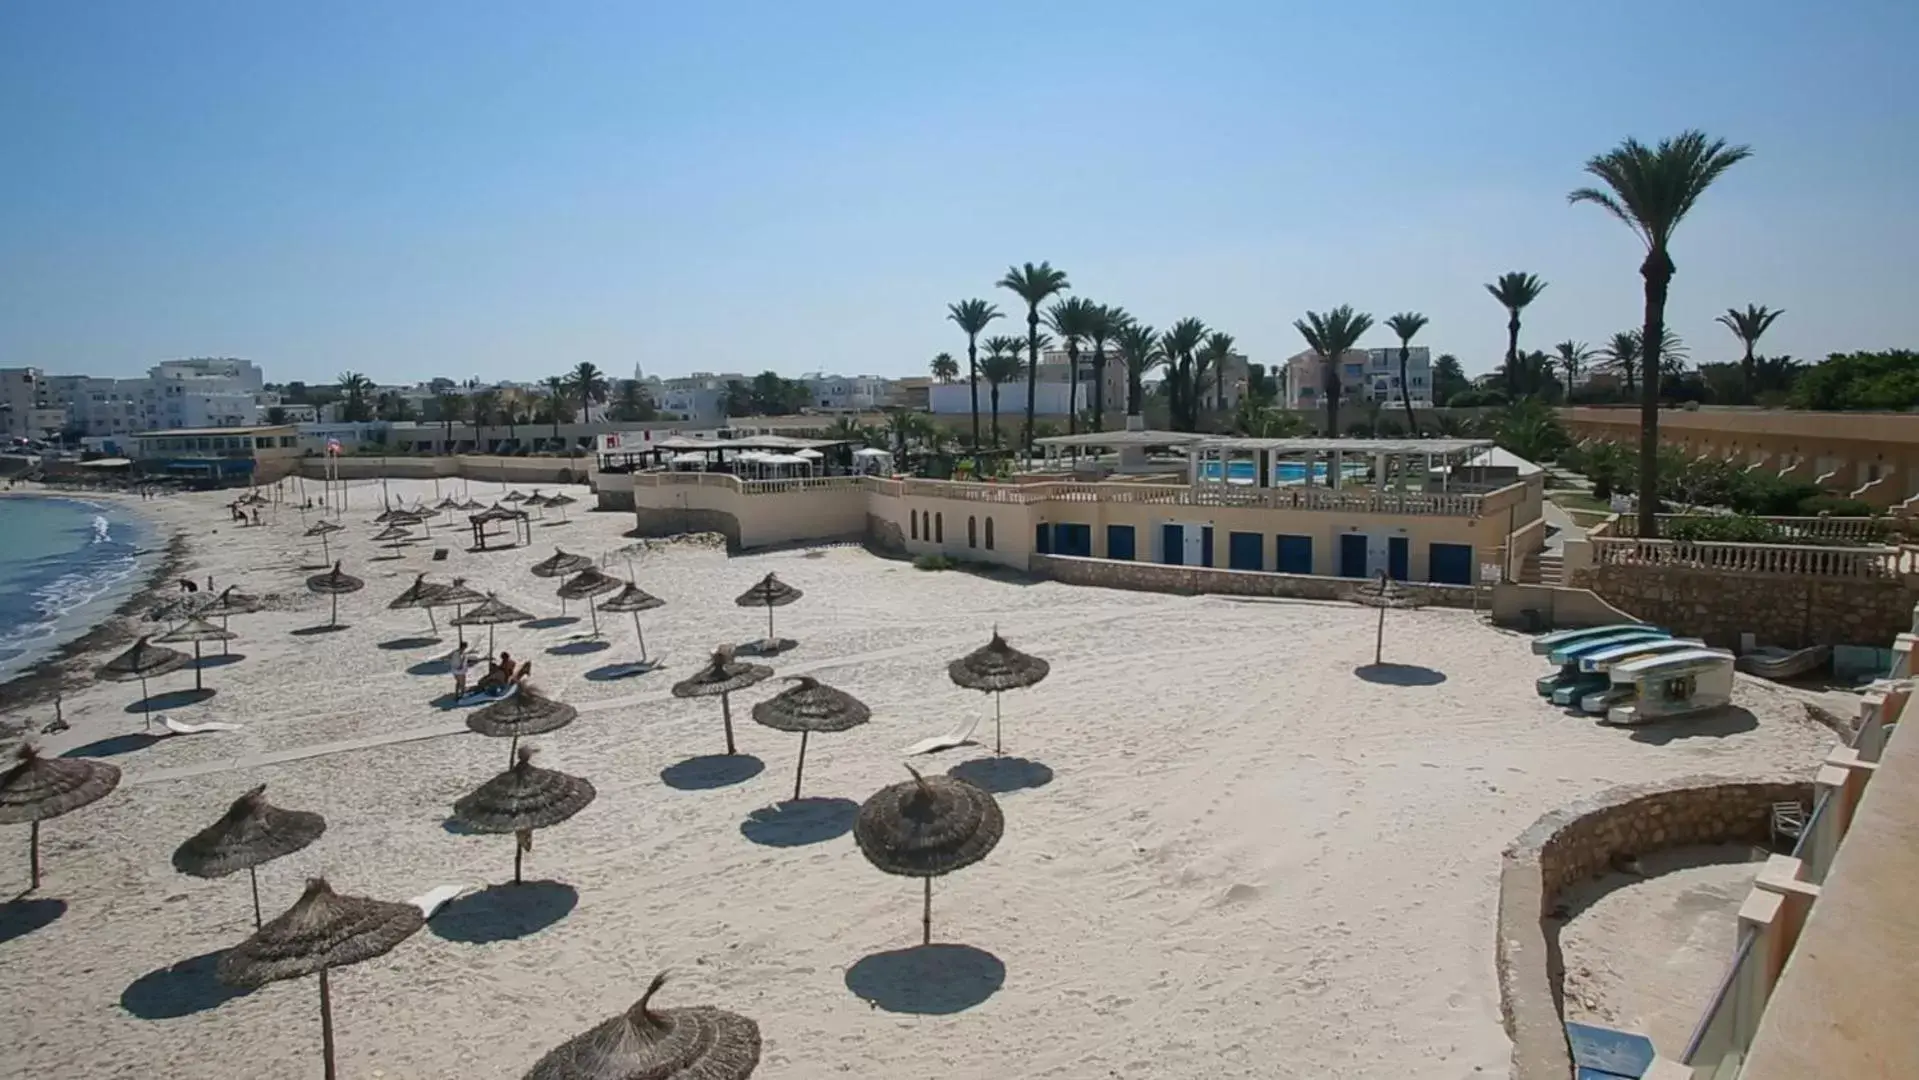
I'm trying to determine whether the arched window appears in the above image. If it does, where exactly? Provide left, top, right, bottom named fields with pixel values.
left=910, top=508, right=918, bottom=540
left=984, top=517, right=995, bottom=550
left=968, top=516, right=978, bottom=548
left=935, top=513, right=944, bottom=543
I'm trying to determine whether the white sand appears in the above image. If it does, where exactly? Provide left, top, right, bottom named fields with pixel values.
left=0, top=478, right=1834, bottom=1078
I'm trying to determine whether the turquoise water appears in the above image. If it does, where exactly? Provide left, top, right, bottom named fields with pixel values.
left=1197, top=461, right=1337, bottom=482
left=0, top=496, right=153, bottom=681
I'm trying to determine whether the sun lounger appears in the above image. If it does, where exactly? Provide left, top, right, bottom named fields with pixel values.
left=409, top=884, right=470, bottom=920
left=905, top=714, right=983, bottom=756
left=161, top=717, right=242, bottom=736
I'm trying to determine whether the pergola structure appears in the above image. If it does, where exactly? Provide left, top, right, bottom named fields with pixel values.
left=1185, top=437, right=1495, bottom=492
left=1032, top=429, right=1206, bottom=475
left=468, top=504, right=533, bottom=550
left=604, top=434, right=853, bottom=474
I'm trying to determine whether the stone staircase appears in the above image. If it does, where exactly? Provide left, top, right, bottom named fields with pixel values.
left=1518, top=549, right=1565, bottom=586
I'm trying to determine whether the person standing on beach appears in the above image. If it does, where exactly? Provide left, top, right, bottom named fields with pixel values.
left=452, top=648, right=470, bottom=698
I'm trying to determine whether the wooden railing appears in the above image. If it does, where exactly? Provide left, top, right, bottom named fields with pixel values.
left=1611, top=513, right=1893, bottom=543
left=1590, top=536, right=1912, bottom=578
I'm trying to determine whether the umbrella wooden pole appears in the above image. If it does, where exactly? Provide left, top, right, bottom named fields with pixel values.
left=320, top=533, right=330, bottom=564
left=28, top=820, right=40, bottom=891
left=721, top=693, right=737, bottom=755
left=509, top=734, right=519, bottom=766
left=766, top=603, right=775, bottom=644
left=318, top=968, right=337, bottom=1080
left=249, top=865, right=263, bottom=929
left=329, top=593, right=340, bottom=627
left=632, top=612, right=648, bottom=663
left=220, top=614, right=232, bottom=655
left=192, top=641, right=204, bottom=691
left=140, top=673, right=152, bottom=731
left=426, top=607, right=439, bottom=636
left=994, top=693, right=1003, bottom=756
left=513, top=837, right=523, bottom=884
left=922, top=877, right=932, bottom=946
left=792, top=730, right=809, bottom=801
left=588, top=598, right=600, bottom=638
left=1374, top=605, right=1386, bottom=666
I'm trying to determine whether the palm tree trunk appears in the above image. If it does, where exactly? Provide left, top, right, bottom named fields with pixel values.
left=1399, top=346, right=1418, bottom=436
left=1505, top=316, right=1521, bottom=398
left=1023, top=313, right=1040, bottom=461
left=989, top=388, right=1001, bottom=447
left=1092, top=346, right=1106, bottom=431
left=966, top=339, right=981, bottom=451
left=1065, top=343, right=1080, bottom=436
left=1637, top=249, right=1675, bottom=537
left=1741, top=343, right=1755, bottom=403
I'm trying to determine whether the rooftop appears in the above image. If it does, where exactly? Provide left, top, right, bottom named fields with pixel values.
left=1033, top=429, right=1206, bottom=449
left=131, top=424, right=299, bottom=438
left=1193, top=436, right=1494, bottom=455
left=647, top=434, right=847, bottom=452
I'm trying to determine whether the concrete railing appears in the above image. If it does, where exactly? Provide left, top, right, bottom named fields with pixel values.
left=1611, top=514, right=1894, bottom=544
left=1590, top=536, right=1910, bottom=579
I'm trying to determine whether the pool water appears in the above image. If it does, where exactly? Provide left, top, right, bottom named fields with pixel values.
left=1197, top=461, right=1351, bottom=483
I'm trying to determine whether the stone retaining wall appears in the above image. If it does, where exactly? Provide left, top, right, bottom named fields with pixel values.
left=866, top=514, right=906, bottom=556
left=1571, top=563, right=1919, bottom=649
left=1496, top=775, right=1812, bottom=1080
left=632, top=507, right=741, bottom=551
left=1030, top=553, right=1480, bottom=608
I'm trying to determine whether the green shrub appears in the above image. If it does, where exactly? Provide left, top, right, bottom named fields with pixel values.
left=1663, top=515, right=1790, bottom=544
left=912, top=553, right=956, bottom=571
left=1796, top=494, right=1878, bottom=518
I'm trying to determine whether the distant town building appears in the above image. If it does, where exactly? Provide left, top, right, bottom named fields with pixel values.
left=799, top=373, right=888, bottom=411
left=1283, top=347, right=1433, bottom=411
left=0, top=367, right=67, bottom=441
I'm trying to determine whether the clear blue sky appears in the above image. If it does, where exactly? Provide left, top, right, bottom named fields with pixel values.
left=2, top=0, right=1915, bottom=385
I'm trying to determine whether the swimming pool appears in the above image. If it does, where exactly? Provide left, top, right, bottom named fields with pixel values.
left=1196, top=461, right=1358, bottom=483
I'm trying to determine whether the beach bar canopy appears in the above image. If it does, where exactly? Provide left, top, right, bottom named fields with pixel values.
left=1183, top=436, right=1496, bottom=492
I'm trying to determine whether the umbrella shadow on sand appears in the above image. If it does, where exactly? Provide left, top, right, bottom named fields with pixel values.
left=734, top=637, right=799, bottom=658
left=377, top=636, right=442, bottom=651
left=1353, top=663, right=1447, bottom=687
left=120, top=949, right=252, bottom=1018
left=62, top=733, right=164, bottom=758
left=521, top=616, right=578, bottom=631
left=844, top=943, right=1005, bottom=1014
left=0, top=897, right=66, bottom=945
left=546, top=639, right=611, bottom=657
left=193, top=653, right=246, bottom=669
left=291, top=623, right=351, bottom=637
left=948, top=757, right=1054, bottom=794
left=123, top=688, right=216, bottom=714
left=428, top=881, right=578, bottom=944
left=739, top=797, right=857, bottom=848
left=584, top=661, right=662, bottom=682
left=660, top=754, right=765, bottom=791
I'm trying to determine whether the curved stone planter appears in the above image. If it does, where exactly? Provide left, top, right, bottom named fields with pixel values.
left=1496, top=775, right=1812, bottom=1079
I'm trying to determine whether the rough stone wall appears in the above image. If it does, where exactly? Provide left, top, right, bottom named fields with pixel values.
left=632, top=507, right=741, bottom=551
left=1030, top=553, right=1480, bottom=609
left=595, top=489, right=635, bottom=512
left=865, top=514, right=906, bottom=556
left=1496, top=775, right=1813, bottom=1080
left=1571, top=564, right=1919, bottom=648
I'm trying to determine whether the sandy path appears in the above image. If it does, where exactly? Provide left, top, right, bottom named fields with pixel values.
left=0, top=478, right=1832, bottom=1079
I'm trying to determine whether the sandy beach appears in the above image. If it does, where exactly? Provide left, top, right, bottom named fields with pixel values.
left=0, top=477, right=1833, bottom=1079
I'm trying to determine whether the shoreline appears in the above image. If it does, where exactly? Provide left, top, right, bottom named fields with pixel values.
left=0, top=494, right=190, bottom=722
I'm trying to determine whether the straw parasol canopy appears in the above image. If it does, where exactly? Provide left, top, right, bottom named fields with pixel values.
left=503, top=490, right=528, bottom=503
left=303, top=519, right=344, bottom=561
left=305, top=562, right=365, bottom=627
left=173, top=784, right=327, bottom=928
left=370, top=524, right=415, bottom=557
left=752, top=676, right=872, bottom=801
left=459, top=498, right=487, bottom=512
left=531, top=548, right=594, bottom=579
left=1349, top=570, right=1426, bottom=666
left=947, top=629, right=1051, bottom=755
left=451, top=592, right=532, bottom=652
left=467, top=678, right=578, bottom=761
left=388, top=573, right=446, bottom=636
left=452, top=746, right=597, bottom=884
left=97, top=635, right=190, bottom=729
left=217, top=878, right=424, bottom=1080
left=671, top=646, right=772, bottom=756
left=598, top=583, right=665, bottom=666
left=557, top=567, right=622, bottom=636
left=0, top=745, right=121, bottom=890
left=854, top=767, right=1003, bottom=945
left=156, top=616, right=238, bottom=692
left=544, top=493, right=577, bottom=522
left=523, top=972, right=761, bottom=1080
left=734, top=573, right=802, bottom=646
left=436, top=495, right=463, bottom=511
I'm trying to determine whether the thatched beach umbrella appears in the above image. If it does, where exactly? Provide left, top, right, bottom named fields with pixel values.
left=531, top=548, right=595, bottom=615
left=217, top=878, right=423, bottom=1080
left=671, top=646, right=772, bottom=756
left=97, top=635, right=191, bottom=729
left=545, top=492, right=577, bottom=522
left=459, top=498, right=486, bottom=512
left=371, top=523, right=414, bottom=557
left=503, top=490, right=528, bottom=504
left=0, top=745, right=121, bottom=890
left=304, top=519, right=344, bottom=563
left=435, top=495, right=463, bottom=512
left=854, top=767, right=1003, bottom=946
left=598, top=582, right=664, bottom=667
left=451, top=592, right=532, bottom=653
left=426, top=578, right=486, bottom=646
left=557, top=567, right=621, bottom=637
left=734, top=573, right=802, bottom=648
left=305, top=562, right=365, bottom=628
left=467, top=678, right=577, bottom=763
left=752, top=676, right=871, bottom=801
left=157, top=616, right=238, bottom=692
left=388, top=573, right=445, bottom=636
left=523, top=972, right=761, bottom=1080
left=173, top=784, right=327, bottom=928
left=1350, top=570, right=1427, bottom=666
left=452, top=746, right=597, bottom=885
left=204, top=585, right=263, bottom=652
left=947, top=629, right=1051, bottom=756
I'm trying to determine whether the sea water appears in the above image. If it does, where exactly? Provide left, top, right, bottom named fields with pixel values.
left=0, top=495, right=154, bottom=683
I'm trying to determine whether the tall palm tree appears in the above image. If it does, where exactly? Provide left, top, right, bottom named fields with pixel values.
left=929, top=352, right=960, bottom=383
left=1164, top=318, right=1208, bottom=431
left=1383, top=312, right=1428, bottom=436
left=435, top=390, right=467, bottom=450
left=470, top=388, right=500, bottom=447
left=568, top=362, right=608, bottom=422
left=497, top=388, right=521, bottom=443
left=335, top=371, right=374, bottom=422
left=1294, top=306, right=1375, bottom=457
left=946, top=299, right=1002, bottom=451
left=542, top=376, right=571, bottom=442
left=1114, top=322, right=1162, bottom=421
left=1485, top=273, right=1547, bottom=398
left=1552, top=340, right=1595, bottom=392
left=995, top=262, right=1070, bottom=458
left=978, top=336, right=1025, bottom=447
left=1571, top=130, right=1753, bottom=534
left=1601, top=331, right=1642, bottom=393
left=1085, top=305, right=1126, bottom=432
left=1713, top=304, right=1783, bottom=402
left=1199, top=331, right=1236, bottom=419
left=1045, top=297, right=1097, bottom=436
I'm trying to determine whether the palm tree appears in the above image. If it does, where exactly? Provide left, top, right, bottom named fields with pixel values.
left=1485, top=273, right=1547, bottom=398
left=1601, top=331, right=1642, bottom=393
left=996, top=262, right=1070, bottom=458
left=542, top=376, right=572, bottom=442
left=1114, top=322, right=1162, bottom=420
left=1086, top=305, right=1126, bottom=432
left=946, top=299, right=1002, bottom=451
left=1045, top=297, right=1097, bottom=437
left=978, top=336, right=1025, bottom=447
left=336, top=372, right=374, bottom=422
left=1505, top=350, right=1559, bottom=400
left=611, top=379, right=654, bottom=422
left=434, top=391, right=468, bottom=450
left=929, top=352, right=960, bottom=383
left=1552, top=340, right=1595, bottom=392
left=568, top=362, right=608, bottom=422
left=470, top=389, right=500, bottom=447
left=1294, top=306, right=1375, bottom=455
left=1714, top=304, right=1783, bottom=402
left=1164, top=318, right=1208, bottom=431
left=1383, top=313, right=1428, bottom=436
left=1199, top=331, right=1236, bottom=420
left=1571, top=130, right=1753, bottom=534
left=497, top=388, right=521, bottom=444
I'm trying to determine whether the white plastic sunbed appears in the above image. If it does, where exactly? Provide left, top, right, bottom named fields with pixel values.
left=409, top=884, right=470, bottom=920
left=904, top=714, right=983, bottom=756
left=161, top=717, right=242, bottom=736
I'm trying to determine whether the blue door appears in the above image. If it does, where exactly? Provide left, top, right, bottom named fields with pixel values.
left=1339, top=533, right=1369, bottom=578
left=1161, top=524, right=1183, bottom=565
left=1035, top=523, right=1051, bottom=555
left=1429, top=542, right=1473, bottom=585
left=1107, top=524, right=1136, bottom=561
left=1056, top=523, right=1093, bottom=557
left=1201, top=526, right=1215, bottom=568
left=1388, top=536, right=1410, bottom=581
left=1228, top=531, right=1263, bottom=571
left=1275, top=534, right=1313, bottom=574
